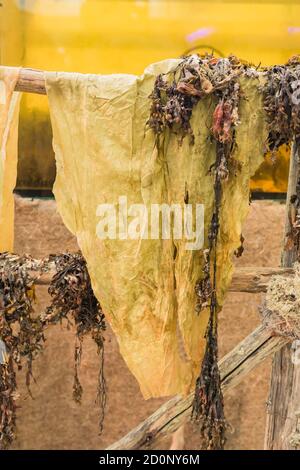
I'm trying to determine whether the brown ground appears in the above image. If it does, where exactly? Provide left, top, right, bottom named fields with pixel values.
left=11, top=196, right=285, bottom=450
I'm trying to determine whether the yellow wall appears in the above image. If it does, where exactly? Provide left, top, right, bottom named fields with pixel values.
left=1, top=0, right=300, bottom=190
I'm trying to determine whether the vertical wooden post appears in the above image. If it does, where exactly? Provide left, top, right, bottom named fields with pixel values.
left=265, top=141, right=300, bottom=449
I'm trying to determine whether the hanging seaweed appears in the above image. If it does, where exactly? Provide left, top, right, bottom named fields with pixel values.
left=262, top=57, right=300, bottom=253
left=0, top=253, right=45, bottom=449
left=148, top=54, right=244, bottom=449
left=192, top=72, right=242, bottom=450
left=234, top=234, right=245, bottom=258
left=147, top=54, right=242, bottom=145
left=0, top=251, right=106, bottom=448
left=41, top=252, right=106, bottom=433
left=262, top=56, right=300, bottom=156
left=0, top=357, right=17, bottom=450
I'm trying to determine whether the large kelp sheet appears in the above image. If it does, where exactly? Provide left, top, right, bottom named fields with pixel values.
left=45, top=60, right=267, bottom=398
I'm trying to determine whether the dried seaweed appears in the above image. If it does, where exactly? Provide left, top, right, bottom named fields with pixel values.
left=0, top=357, right=17, bottom=450
left=193, top=63, right=244, bottom=449
left=192, top=140, right=228, bottom=450
left=260, top=262, right=300, bottom=340
left=0, top=252, right=106, bottom=448
left=234, top=234, right=245, bottom=258
left=148, top=54, right=246, bottom=449
left=192, top=127, right=238, bottom=448
left=41, top=253, right=106, bottom=433
left=0, top=253, right=45, bottom=449
left=147, top=54, right=242, bottom=145
left=262, top=56, right=300, bottom=157
left=262, top=57, right=300, bottom=254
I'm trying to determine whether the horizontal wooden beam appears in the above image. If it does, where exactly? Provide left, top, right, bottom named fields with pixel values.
left=229, top=266, right=293, bottom=293
left=6, top=67, right=46, bottom=95
left=5, top=254, right=291, bottom=294
left=33, top=265, right=293, bottom=293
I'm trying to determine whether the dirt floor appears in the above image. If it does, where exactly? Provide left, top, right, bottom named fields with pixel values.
left=11, top=196, right=285, bottom=450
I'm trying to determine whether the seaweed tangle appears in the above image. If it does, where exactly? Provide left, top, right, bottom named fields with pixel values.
left=42, top=253, right=106, bottom=433
left=262, top=56, right=300, bottom=156
left=148, top=54, right=244, bottom=449
left=0, top=251, right=106, bottom=448
left=0, top=253, right=45, bottom=449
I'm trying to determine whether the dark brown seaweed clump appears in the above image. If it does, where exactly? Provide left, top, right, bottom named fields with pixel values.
left=0, top=251, right=106, bottom=448
left=148, top=53, right=247, bottom=449
left=0, top=253, right=45, bottom=449
left=192, top=66, right=242, bottom=451
left=42, top=252, right=106, bottom=433
left=262, top=56, right=300, bottom=156
left=262, top=57, right=300, bottom=253
left=147, top=54, right=243, bottom=145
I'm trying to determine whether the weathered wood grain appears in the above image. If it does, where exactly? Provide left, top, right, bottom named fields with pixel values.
left=6, top=67, right=46, bottom=95
left=265, top=142, right=300, bottom=450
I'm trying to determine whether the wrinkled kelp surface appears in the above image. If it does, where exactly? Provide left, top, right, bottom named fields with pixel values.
left=45, top=55, right=267, bottom=407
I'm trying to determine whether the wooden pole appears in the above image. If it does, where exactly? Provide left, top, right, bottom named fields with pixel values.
left=33, top=264, right=293, bottom=292
left=228, top=266, right=293, bottom=293
left=5, top=67, right=46, bottom=95
left=265, top=142, right=300, bottom=450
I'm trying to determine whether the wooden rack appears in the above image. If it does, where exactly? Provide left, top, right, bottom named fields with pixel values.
left=3, top=66, right=300, bottom=450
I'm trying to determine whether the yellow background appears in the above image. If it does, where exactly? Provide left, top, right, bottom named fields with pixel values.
left=1, top=0, right=300, bottom=191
